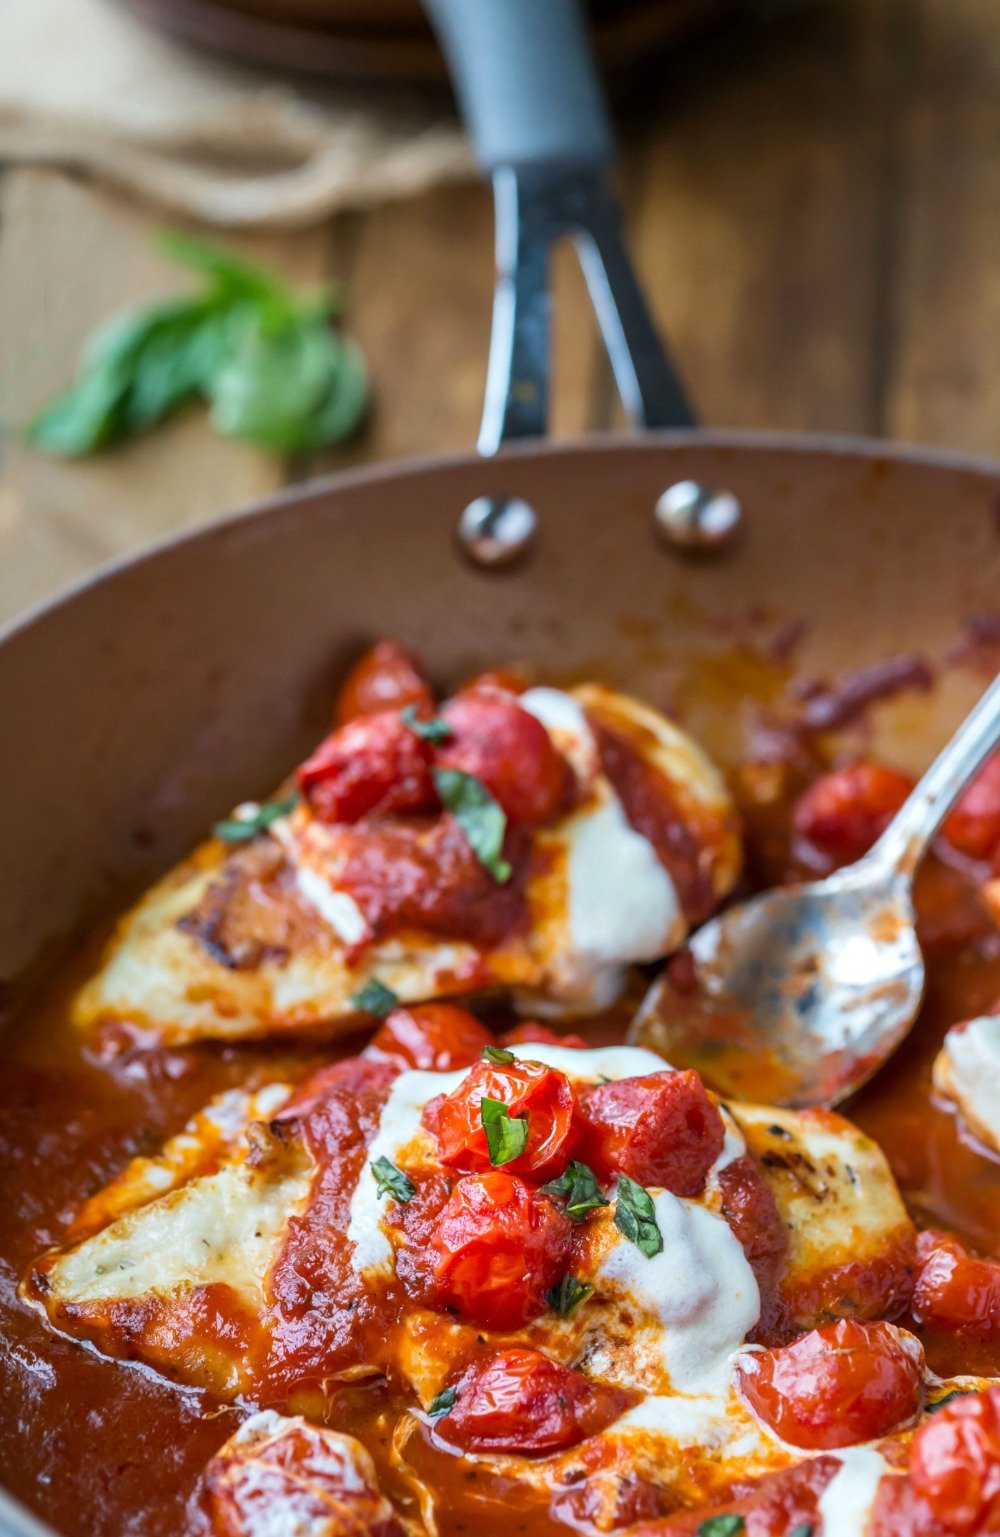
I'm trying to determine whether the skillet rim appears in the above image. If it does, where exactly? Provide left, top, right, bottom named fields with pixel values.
left=3, top=427, right=999, bottom=650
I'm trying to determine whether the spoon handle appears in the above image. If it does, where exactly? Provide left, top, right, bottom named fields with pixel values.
left=868, top=671, right=1000, bottom=878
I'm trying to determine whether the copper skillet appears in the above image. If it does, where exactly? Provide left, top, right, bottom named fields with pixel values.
left=1, top=4, right=999, bottom=1535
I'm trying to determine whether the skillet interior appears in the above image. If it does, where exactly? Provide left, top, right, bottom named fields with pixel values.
left=2, top=431, right=999, bottom=1011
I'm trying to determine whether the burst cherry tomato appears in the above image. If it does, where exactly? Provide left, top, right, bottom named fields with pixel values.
left=792, top=762, right=915, bottom=868
left=909, top=1385, right=1000, bottom=1535
left=735, top=1318, right=923, bottom=1450
left=943, top=753, right=1000, bottom=863
left=334, top=640, right=433, bottom=727
left=437, top=689, right=570, bottom=827
left=429, top=1173, right=572, bottom=1330
left=434, top=1348, right=628, bottom=1455
left=423, top=1056, right=576, bottom=1182
left=575, top=1070, right=724, bottom=1195
left=366, top=1004, right=493, bottom=1073
left=912, top=1230, right=1000, bottom=1337
left=298, top=710, right=437, bottom=824
left=499, top=1022, right=588, bottom=1050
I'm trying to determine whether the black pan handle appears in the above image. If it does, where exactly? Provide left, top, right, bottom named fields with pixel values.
left=423, top=0, right=614, bottom=174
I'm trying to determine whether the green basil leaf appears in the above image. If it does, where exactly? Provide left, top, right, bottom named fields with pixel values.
left=214, top=792, right=298, bottom=843
left=927, top=1388, right=975, bottom=1413
left=696, top=1518, right=745, bottom=1537
left=481, top=1045, right=516, bottom=1065
left=788, top=1525, right=814, bottom=1537
left=351, top=979, right=399, bottom=1018
left=546, top=1274, right=594, bottom=1317
left=427, top=1387, right=457, bottom=1418
left=480, top=1097, right=529, bottom=1166
left=293, top=335, right=368, bottom=449
left=207, top=314, right=343, bottom=453
left=401, top=705, right=453, bottom=745
left=614, top=1173, right=663, bottom=1258
left=432, top=768, right=511, bottom=883
left=371, top=1156, right=415, bottom=1204
left=542, top=1160, right=610, bottom=1222
left=158, top=229, right=330, bottom=320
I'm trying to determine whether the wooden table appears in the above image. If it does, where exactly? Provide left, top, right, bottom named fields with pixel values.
left=0, top=0, right=997, bottom=628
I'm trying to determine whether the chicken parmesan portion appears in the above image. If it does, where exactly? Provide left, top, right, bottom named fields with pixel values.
left=73, top=644, right=740, bottom=1049
left=26, top=1009, right=960, bottom=1523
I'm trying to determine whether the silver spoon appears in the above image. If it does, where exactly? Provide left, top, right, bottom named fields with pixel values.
left=630, top=673, right=1000, bottom=1108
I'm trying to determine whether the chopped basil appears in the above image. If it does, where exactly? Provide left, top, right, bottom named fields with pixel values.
left=927, top=1388, right=975, bottom=1413
left=482, top=1045, right=516, bottom=1066
left=214, top=792, right=298, bottom=843
left=400, top=705, right=453, bottom=744
left=371, top=1157, right=415, bottom=1203
left=614, top=1174, right=663, bottom=1258
left=542, top=1161, right=610, bottom=1222
left=788, top=1525, right=814, bottom=1537
left=696, top=1518, right=745, bottom=1537
left=351, top=979, right=399, bottom=1018
left=427, top=1386, right=457, bottom=1418
left=546, top=1274, right=594, bottom=1317
left=432, top=767, right=512, bottom=883
left=480, top=1097, right=529, bottom=1166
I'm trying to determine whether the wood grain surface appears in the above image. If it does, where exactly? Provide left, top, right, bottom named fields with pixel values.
left=0, top=0, right=996, bottom=626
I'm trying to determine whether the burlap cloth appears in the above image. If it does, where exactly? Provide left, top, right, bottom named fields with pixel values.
left=0, top=0, right=474, bottom=227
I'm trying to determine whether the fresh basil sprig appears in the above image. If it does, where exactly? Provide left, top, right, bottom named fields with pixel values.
left=214, top=793, right=298, bottom=843
left=542, top=1161, right=610, bottom=1222
left=696, top=1518, right=745, bottom=1537
left=351, top=979, right=399, bottom=1018
left=614, top=1174, right=663, bottom=1258
left=427, top=1387, right=458, bottom=1418
left=400, top=705, right=453, bottom=745
left=546, top=1274, right=594, bottom=1317
left=27, top=231, right=367, bottom=457
left=482, top=1045, right=516, bottom=1066
left=371, top=1156, right=415, bottom=1204
left=432, top=768, right=511, bottom=883
left=480, top=1097, right=529, bottom=1166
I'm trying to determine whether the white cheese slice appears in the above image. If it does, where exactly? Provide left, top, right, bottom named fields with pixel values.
left=933, top=1014, right=1000, bottom=1154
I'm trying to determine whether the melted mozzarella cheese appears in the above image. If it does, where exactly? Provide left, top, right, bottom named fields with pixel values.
left=816, top=1448, right=892, bottom=1537
left=597, top=1193, right=760, bottom=1393
left=292, top=862, right=368, bottom=946
left=933, top=1014, right=1000, bottom=1154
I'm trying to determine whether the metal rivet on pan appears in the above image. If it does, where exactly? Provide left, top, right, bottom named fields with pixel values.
left=654, top=481, right=742, bottom=553
left=456, top=496, right=538, bottom=568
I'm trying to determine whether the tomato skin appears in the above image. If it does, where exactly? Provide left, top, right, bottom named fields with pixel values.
left=433, top=1347, right=628, bottom=1455
left=423, top=1057, right=577, bottom=1182
left=499, top=1022, right=588, bottom=1050
left=429, top=1172, right=573, bottom=1330
left=943, top=753, right=1000, bottom=863
left=437, top=689, right=571, bottom=827
left=909, top=1385, right=1000, bottom=1535
left=575, top=1070, right=724, bottom=1195
left=334, top=640, right=433, bottom=727
left=366, top=1005, right=493, bottom=1073
left=735, top=1318, right=923, bottom=1450
left=912, top=1230, right=1000, bottom=1337
left=792, top=762, right=915, bottom=868
left=298, top=710, right=437, bottom=824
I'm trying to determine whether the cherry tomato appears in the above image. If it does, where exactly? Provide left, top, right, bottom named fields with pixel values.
left=499, top=1022, right=588, bottom=1050
left=437, top=689, right=570, bottom=827
left=429, top=1172, right=572, bottom=1330
left=715, top=1154, right=789, bottom=1326
left=575, top=1070, right=724, bottom=1195
left=912, top=1230, right=1000, bottom=1337
left=298, top=710, right=436, bottom=824
left=943, top=753, right=1000, bottom=863
left=334, top=640, right=433, bottom=727
left=909, top=1385, right=1000, bottom=1535
left=735, top=1318, right=923, bottom=1450
left=434, top=1347, right=628, bottom=1455
left=792, top=762, right=915, bottom=868
left=423, top=1057, right=576, bottom=1182
left=366, top=1004, right=493, bottom=1073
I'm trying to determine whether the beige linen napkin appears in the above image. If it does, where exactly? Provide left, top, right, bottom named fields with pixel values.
left=0, top=0, right=473, bottom=227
